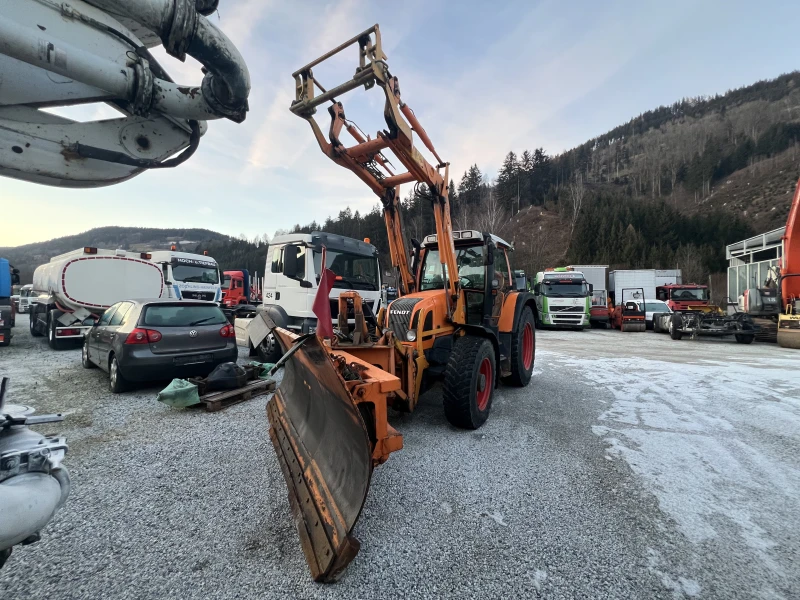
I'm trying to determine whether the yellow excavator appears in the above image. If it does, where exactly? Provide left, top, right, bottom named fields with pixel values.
left=260, top=25, right=538, bottom=581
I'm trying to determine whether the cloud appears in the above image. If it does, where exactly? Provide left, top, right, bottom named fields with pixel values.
left=199, top=206, right=213, bottom=215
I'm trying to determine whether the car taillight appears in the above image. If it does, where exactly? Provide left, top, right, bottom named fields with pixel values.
left=56, top=328, right=80, bottom=336
left=219, top=324, right=234, bottom=337
left=125, top=328, right=162, bottom=344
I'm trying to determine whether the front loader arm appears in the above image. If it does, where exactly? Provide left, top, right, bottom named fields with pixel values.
left=289, top=24, right=460, bottom=313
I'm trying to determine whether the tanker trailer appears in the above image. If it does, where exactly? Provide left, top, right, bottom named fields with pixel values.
left=29, top=248, right=165, bottom=350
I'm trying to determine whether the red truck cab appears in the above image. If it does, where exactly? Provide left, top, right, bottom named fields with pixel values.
left=590, top=289, right=609, bottom=328
left=221, top=270, right=250, bottom=307
left=656, top=284, right=710, bottom=311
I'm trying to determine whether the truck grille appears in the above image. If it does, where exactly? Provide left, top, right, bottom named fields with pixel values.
left=182, top=291, right=216, bottom=301
left=550, top=305, right=585, bottom=313
left=388, top=298, right=422, bottom=340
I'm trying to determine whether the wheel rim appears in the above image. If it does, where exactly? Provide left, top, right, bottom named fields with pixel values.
left=83, top=345, right=88, bottom=363
left=522, top=323, right=534, bottom=370
left=110, top=360, right=117, bottom=386
left=476, top=357, right=492, bottom=411
left=49, top=324, right=54, bottom=341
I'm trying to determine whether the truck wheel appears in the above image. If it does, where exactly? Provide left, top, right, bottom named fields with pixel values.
left=735, top=334, right=754, bottom=344
left=652, top=313, right=663, bottom=333
left=30, top=306, right=43, bottom=337
left=47, top=311, right=64, bottom=350
left=669, top=314, right=683, bottom=340
left=82, top=340, right=96, bottom=369
left=505, top=307, right=535, bottom=387
left=257, top=332, right=282, bottom=364
left=109, top=355, right=128, bottom=393
left=443, top=336, right=495, bottom=429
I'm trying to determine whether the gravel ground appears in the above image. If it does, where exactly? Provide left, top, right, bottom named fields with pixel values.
left=1, top=314, right=798, bottom=599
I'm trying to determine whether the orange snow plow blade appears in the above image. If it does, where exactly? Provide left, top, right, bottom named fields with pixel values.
left=266, top=328, right=402, bottom=581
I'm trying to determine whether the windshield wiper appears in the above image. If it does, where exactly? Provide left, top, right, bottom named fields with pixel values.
left=188, top=316, right=220, bottom=326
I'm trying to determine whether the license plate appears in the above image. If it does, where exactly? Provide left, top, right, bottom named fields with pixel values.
left=173, top=353, right=213, bottom=366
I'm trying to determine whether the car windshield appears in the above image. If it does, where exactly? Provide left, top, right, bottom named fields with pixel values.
left=142, top=304, right=227, bottom=327
left=542, top=279, right=589, bottom=297
left=670, top=287, right=708, bottom=301
left=222, top=274, right=232, bottom=289
left=172, top=264, right=219, bottom=284
left=20, top=288, right=31, bottom=298
left=420, top=245, right=485, bottom=291
left=645, top=301, right=669, bottom=312
left=313, top=250, right=379, bottom=291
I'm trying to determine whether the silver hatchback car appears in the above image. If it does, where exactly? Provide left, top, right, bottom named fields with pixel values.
left=82, top=299, right=238, bottom=392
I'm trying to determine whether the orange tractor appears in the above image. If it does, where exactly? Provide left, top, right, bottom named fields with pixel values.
left=262, top=25, right=537, bottom=581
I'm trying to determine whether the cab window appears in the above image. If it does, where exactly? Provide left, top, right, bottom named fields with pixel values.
left=494, top=247, right=511, bottom=289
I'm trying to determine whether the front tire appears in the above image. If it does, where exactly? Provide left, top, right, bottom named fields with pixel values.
left=506, top=307, right=535, bottom=387
left=669, top=314, right=683, bottom=340
left=82, top=340, right=96, bottom=369
left=443, top=336, right=496, bottom=429
left=109, top=355, right=128, bottom=393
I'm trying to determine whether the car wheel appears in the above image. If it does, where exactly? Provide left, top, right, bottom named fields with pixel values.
left=109, top=355, right=128, bottom=393
left=82, top=340, right=96, bottom=369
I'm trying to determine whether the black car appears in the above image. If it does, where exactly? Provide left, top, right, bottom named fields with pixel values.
left=82, top=299, right=238, bottom=392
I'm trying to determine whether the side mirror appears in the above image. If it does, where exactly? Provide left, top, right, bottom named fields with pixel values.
left=282, top=245, right=299, bottom=279
left=533, top=283, right=540, bottom=294
left=588, top=283, right=594, bottom=293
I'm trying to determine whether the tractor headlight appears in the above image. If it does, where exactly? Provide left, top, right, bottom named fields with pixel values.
left=406, top=330, right=417, bottom=342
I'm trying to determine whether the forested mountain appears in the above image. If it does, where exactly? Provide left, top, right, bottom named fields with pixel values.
left=2, top=226, right=263, bottom=283
left=285, top=72, right=800, bottom=286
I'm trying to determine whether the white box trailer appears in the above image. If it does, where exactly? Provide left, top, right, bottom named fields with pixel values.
left=567, top=265, right=608, bottom=293
left=30, top=247, right=165, bottom=349
left=609, top=269, right=681, bottom=304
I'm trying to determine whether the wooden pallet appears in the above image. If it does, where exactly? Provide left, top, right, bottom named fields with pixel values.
left=194, top=377, right=276, bottom=412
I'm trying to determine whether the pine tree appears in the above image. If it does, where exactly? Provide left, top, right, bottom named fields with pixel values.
left=496, top=151, right=520, bottom=213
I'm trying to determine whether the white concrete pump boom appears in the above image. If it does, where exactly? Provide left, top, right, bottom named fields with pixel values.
left=0, top=0, right=250, bottom=187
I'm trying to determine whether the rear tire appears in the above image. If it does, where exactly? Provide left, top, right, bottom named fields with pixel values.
left=735, top=334, right=754, bottom=344
left=47, top=311, right=64, bottom=350
left=257, top=332, right=282, bottom=364
left=506, top=307, right=535, bottom=387
left=443, top=336, right=495, bottom=429
left=652, top=313, right=663, bottom=333
left=669, top=314, right=683, bottom=340
left=30, top=306, right=43, bottom=337
left=109, top=355, right=128, bottom=393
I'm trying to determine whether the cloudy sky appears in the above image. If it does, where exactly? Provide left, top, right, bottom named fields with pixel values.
left=4, top=0, right=800, bottom=247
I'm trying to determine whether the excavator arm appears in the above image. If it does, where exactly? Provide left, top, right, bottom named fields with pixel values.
left=289, top=24, right=459, bottom=309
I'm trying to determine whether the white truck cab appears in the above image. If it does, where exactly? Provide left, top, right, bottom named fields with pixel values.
left=148, top=250, right=222, bottom=302
left=245, top=232, right=382, bottom=361
left=533, top=269, right=592, bottom=330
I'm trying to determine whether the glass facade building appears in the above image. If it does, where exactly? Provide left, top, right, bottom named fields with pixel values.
left=726, top=228, right=784, bottom=302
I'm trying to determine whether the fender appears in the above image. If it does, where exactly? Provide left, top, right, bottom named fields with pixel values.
left=498, top=291, right=536, bottom=333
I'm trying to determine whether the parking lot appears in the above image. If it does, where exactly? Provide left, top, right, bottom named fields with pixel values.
left=1, top=313, right=798, bottom=599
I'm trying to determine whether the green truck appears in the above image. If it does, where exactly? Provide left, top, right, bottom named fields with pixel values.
left=532, top=268, right=592, bottom=330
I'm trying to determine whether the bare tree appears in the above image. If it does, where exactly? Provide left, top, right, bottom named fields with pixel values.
left=475, top=186, right=507, bottom=234
left=568, top=172, right=585, bottom=238
left=676, top=244, right=706, bottom=285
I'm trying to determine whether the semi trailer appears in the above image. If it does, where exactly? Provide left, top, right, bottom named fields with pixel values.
left=29, top=248, right=165, bottom=349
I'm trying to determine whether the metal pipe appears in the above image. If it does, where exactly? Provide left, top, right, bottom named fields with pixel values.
left=291, top=70, right=374, bottom=115
left=291, top=24, right=378, bottom=77
left=0, top=15, right=134, bottom=99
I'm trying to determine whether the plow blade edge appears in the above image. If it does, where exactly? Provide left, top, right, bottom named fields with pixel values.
left=267, top=334, right=373, bottom=582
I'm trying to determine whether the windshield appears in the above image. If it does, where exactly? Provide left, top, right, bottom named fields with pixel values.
left=313, top=250, right=379, bottom=291
left=222, top=275, right=232, bottom=289
left=142, top=304, right=227, bottom=327
left=541, top=279, right=589, bottom=297
left=172, top=264, right=219, bottom=284
left=645, top=301, right=669, bottom=312
left=670, top=287, right=708, bottom=301
left=420, top=245, right=485, bottom=291
left=20, top=288, right=31, bottom=298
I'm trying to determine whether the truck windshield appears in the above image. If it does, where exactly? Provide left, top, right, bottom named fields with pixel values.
left=420, top=246, right=485, bottom=291
left=313, top=250, right=379, bottom=291
left=172, top=265, right=219, bottom=284
left=542, top=280, right=589, bottom=297
left=670, top=288, right=708, bottom=301
left=222, top=274, right=232, bottom=289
